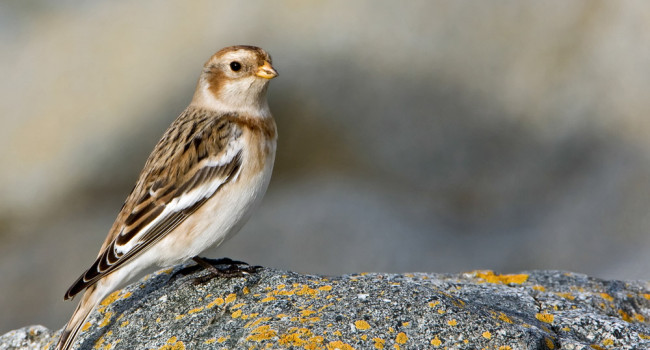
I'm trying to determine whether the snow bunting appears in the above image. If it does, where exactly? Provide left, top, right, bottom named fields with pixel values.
left=56, top=45, right=278, bottom=350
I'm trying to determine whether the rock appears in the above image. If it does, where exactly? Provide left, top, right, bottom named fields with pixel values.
left=0, top=325, right=56, bottom=350
left=2, top=264, right=649, bottom=349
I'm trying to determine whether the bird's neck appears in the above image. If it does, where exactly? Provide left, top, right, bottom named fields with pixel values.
left=190, top=80, right=271, bottom=119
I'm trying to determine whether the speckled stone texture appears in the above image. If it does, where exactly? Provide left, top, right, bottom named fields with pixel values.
left=2, top=265, right=649, bottom=350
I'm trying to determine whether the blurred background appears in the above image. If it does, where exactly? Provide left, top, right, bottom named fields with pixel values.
left=1, top=0, right=649, bottom=334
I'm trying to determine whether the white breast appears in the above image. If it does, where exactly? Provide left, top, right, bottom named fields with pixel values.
left=138, top=132, right=276, bottom=267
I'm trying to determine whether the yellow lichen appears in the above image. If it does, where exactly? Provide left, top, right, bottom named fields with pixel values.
left=300, top=309, right=316, bottom=316
left=430, top=336, right=442, bottom=347
left=600, top=293, right=614, bottom=302
left=545, top=337, right=555, bottom=349
left=373, top=337, right=385, bottom=349
left=618, top=310, right=632, bottom=322
left=326, top=341, right=355, bottom=350
left=207, top=297, right=224, bottom=308
left=225, top=293, right=237, bottom=303
left=536, top=313, right=554, bottom=323
left=187, top=306, right=204, bottom=314
left=232, top=302, right=246, bottom=310
left=99, top=312, right=114, bottom=327
left=475, top=270, right=529, bottom=284
left=395, top=332, right=407, bottom=344
left=555, top=292, right=575, bottom=300
left=498, top=312, right=513, bottom=324
left=482, top=331, right=492, bottom=339
left=355, top=320, right=371, bottom=330
left=153, top=336, right=185, bottom=350
left=246, top=317, right=272, bottom=329
left=246, top=325, right=277, bottom=342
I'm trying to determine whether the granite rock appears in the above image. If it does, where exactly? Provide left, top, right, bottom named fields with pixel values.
left=1, top=264, right=649, bottom=349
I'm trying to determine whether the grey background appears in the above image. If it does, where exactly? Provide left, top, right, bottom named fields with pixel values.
left=1, top=0, right=649, bottom=334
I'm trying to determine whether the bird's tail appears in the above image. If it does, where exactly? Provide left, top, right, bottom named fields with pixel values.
left=55, top=285, right=105, bottom=350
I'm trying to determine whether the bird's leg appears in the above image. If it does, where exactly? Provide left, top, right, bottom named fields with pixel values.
left=190, top=256, right=262, bottom=284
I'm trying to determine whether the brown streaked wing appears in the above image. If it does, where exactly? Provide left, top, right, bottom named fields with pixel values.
left=64, top=111, right=242, bottom=300
left=64, top=151, right=242, bottom=300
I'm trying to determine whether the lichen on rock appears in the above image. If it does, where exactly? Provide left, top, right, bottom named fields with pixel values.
left=1, top=265, right=649, bottom=349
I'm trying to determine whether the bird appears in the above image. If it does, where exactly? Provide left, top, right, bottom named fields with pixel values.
left=55, top=45, right=278, bottom=350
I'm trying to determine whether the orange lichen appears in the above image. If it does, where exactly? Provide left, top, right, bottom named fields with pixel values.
left=355, top=320, right=371, bottom=330
left=430, top=336, right=442, bottom=347
left=498, top=312, right=513, bottom=324
left=225, top=293, right=237, bottom=303
left=536, top=313, right=554, bottom=323
left=246, top=317, right=272, bottom=329
left=395, top=332, right=407, bottom=344
left=300, top=309, right=316, bottom=317
left=475, top=271, right=529, bottom=284
left=246, top=325, right=277, bottom=342
left=99, top=312, right=114, bottom=327
left=482, top=331, right=492, bottom=339
left=207, top=297, right=224, bottom=308
left=600, top=293, right=614, bottom=302
left=544, top=338, right=555, bottom=349
left=154, top=336, right=185, bottom=350
left=555, top=292, right=575, bottom=300
left=618, top=310, right=632, bottom=322
left=326, top=341, right=355, bottom=350
left=187, top=306, right=204, bottom=314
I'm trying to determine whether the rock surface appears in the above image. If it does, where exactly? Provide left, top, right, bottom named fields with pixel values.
left=1, top=264, right=649, bottom=350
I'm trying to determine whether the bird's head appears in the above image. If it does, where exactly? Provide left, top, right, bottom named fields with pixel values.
left=192, top=45, right=278, bottom=116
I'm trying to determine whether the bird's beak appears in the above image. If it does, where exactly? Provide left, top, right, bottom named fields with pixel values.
left=256, top=61, right=278, bottom=79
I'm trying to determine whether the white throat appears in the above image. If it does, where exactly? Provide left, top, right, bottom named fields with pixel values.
left=191, top=77, right=271, bottom=118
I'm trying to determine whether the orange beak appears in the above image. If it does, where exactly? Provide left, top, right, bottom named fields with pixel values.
left=256, top=61, right=278, bottom=79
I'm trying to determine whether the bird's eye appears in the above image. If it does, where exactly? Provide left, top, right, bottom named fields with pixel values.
left=229, top=61, right=242, bottom=71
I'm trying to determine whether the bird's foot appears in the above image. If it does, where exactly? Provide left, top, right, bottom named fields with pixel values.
left=190, top=256, right=262, bottom=284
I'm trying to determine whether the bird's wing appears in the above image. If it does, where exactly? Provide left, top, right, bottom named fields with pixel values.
left=65, top=111, right=243, bottom=299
